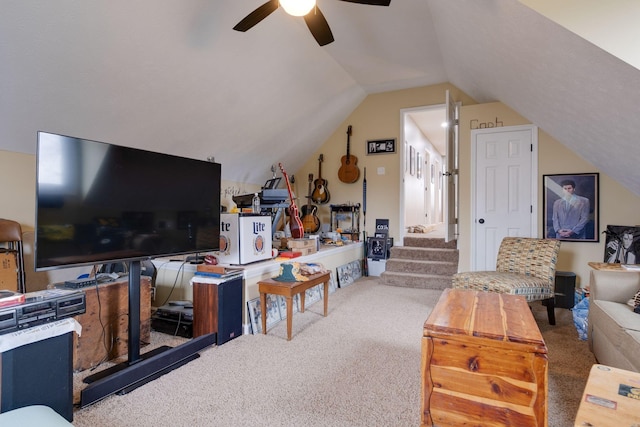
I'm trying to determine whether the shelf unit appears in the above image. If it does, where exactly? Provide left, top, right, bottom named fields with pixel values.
left=330, top=204, right=360, bottom=241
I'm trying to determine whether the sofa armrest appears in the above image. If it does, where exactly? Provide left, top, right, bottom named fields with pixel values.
left=589, top=270, right=640, bottom=303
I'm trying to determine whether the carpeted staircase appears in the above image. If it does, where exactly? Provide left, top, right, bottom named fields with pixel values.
left=380, top=236, right=458, bottom=290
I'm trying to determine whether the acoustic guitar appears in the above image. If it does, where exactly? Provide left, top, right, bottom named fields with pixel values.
left=338, top=125, right=360, bottom=183
left=301, top=173, right=320, bottom=233
left=278, top=163, right=304, bottom=239
left=312, top=154, right=330, bottom=204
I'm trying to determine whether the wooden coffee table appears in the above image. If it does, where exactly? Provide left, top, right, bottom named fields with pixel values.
left=421, top=288, right=548, bottom=427
left=258, top=271, right=331, bottom=340
left=574, top=364, right=640, bottom=426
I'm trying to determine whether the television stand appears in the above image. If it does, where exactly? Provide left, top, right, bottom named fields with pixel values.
left=80, top=260, right=215, bottom=407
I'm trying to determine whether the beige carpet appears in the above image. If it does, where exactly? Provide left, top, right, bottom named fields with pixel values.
left=72, top=277, right=595, bottom=427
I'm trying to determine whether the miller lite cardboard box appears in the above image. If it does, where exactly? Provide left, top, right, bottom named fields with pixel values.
left=216, top=213, right=272, bottom=265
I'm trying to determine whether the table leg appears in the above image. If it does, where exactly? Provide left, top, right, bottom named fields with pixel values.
left=299, top=291, right=306, bottom=313
left=260, top=292, right=267, bottom=335
left=323, top=280, right=328, bottom=317
left=286, top=296, right=293, bottom=341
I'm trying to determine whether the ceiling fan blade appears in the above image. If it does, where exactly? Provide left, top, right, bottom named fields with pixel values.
left=233, top=0, right=279, bottom=32
left=304, top=7, right=334, bottom=46
left=338, top=0, right=391, bottom=6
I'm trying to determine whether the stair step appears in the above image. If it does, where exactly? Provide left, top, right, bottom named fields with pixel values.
left=390, top=246, right=459, bottom=262
left=380, top=271, right=452, bottom=290
left=403, top=237, right=457, bottom=249
left=379, top=236, right=458, bottom=290
left=385, top=259, right=458, bottom=276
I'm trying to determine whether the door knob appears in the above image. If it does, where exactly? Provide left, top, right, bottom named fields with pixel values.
left=478, top=218, right=485, bottom=224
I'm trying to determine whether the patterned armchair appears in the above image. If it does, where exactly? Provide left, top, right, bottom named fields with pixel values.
left=451, top=237, right=561, bottom=325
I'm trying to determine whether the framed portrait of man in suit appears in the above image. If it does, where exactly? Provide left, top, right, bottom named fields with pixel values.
left=543, top=173, right=599, bottom=242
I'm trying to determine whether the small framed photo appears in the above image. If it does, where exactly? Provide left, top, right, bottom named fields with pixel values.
left=247, top=295, right=281, bottom=334
left=247, top=298, right=262, bottom=334
left=603, top=225, right=639, bottom=264
left=367, top=138, right=396, bottom=155
left=416, top=152, right=422, bottom=179
left=367, top=236, right=387, bottom=260
left=542, top=173, right=599, bottom=242
left=304, top=285, right=322, bottom=309
left=276, top=295, right=299, bottom=320
left=328, top=271, right=338, bottom=294
left=337, top=261, right=361, bottom=288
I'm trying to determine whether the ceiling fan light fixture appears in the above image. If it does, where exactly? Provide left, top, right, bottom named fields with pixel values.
left=280, top=0, right=316, bottom=16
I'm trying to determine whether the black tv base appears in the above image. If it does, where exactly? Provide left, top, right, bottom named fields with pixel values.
left=79, top=260, right=215, bottom=408
left=80, top=334, right=214, bottom=407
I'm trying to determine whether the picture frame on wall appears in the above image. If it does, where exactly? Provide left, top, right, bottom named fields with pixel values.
left=410, top=145, right=416, bottom=176
left=416, top=152, right=422, bottom=179
left=542, top=173, right=599, bottom=242
left=602, top=225, right=639, bottom=264
left=367, top=138, right=396, bottom=155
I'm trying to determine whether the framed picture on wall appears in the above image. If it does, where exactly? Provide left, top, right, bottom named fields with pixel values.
left=410, top=145, right=415, bottom=176
left=404, top=141, right=409, bottom=173
left=603, top=225, right=639, bottom=264
left=416, top=152, right=422, bottom=179
left=542, top=173, right=599, bottom=242
left=366, top=138, right=396, bottom=154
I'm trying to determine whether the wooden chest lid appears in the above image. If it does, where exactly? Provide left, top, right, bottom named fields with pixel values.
left=424, top=288, right=546, bottom=351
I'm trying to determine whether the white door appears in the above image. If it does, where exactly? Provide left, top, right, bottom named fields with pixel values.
left=472, top=125, right=538, bottom=270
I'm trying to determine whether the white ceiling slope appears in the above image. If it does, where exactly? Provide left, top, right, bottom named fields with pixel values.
left=0, top=1, right=638, bottom=195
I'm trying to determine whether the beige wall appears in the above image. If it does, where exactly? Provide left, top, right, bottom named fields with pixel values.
left=458, top=102, right=640, bottom=286
left=292, top=83, right=475, bottom=243
left=3, top=83, right=640, bottom=289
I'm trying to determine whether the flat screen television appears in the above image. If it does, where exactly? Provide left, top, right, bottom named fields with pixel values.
left=35, top=131, right=221, bottom=271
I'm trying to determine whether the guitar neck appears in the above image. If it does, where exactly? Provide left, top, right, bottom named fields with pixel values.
left=279, top=164, right=297, bottom=207
left=307, top=175, right=313, bottom=208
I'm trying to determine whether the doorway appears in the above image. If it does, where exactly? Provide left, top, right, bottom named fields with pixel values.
left=399, top=105, right=446, bottom=243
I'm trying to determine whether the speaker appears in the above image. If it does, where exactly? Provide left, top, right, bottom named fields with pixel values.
left=216, top=276, right=243, bottom=345
left=554, top=271, right=576, bottom=309
left=1, top=333, right=73, bottom=421
left=192, top=275, right=243, bottom=345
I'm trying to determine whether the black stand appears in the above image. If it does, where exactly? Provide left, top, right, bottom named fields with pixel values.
left=80, top=260, right=215, bottom=407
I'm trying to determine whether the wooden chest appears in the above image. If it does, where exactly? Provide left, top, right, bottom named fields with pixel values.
left=421, top=288, right=548, bottom=427
left=73, top=277, right=151, bottom=371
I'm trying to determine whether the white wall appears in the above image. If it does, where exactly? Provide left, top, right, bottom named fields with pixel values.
left=403, top=112, right=444, bottom=228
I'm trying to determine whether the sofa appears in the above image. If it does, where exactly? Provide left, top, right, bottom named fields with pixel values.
left=588, top=269, right=640, bottom=372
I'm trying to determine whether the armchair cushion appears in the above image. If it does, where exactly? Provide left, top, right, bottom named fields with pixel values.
left=451, top=237, right=561, bottom=325
left=451, top=271, right=554, bottom=302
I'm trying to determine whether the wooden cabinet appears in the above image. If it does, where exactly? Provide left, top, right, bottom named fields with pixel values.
left=72, top=277, right=151, bottom=371
left=421, top=289, right=548, bottom=427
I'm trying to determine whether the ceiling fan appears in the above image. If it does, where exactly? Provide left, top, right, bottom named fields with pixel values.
left=233, top=0, right=391, bottom=46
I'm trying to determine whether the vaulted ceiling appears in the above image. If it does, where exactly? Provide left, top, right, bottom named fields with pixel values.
left=1, top=1, right=638, bottom=196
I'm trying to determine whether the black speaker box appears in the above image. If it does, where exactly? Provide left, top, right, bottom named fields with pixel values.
left=1, top=333, right=73, bottom=421
left=554, top=271, right=576, bottom=309
left=216, top=276, right=243, bottom=345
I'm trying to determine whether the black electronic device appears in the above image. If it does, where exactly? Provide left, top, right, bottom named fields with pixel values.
left=151, top=304, right=193, bottom=339
left=233, top=189, right=288, bottom=208
left=64, top=278, right=98, bottom=289
left=35, top=131, right=222, bottom=271
left=0, top=289, right=86, bottom=335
